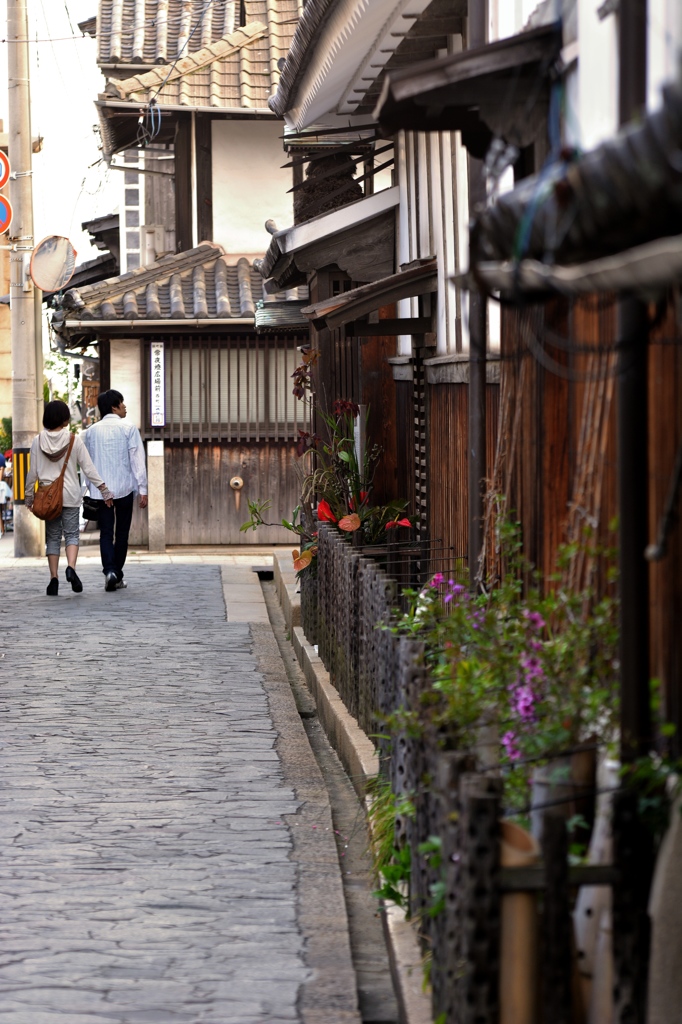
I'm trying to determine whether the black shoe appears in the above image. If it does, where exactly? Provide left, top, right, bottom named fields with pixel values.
left=105, top=571, right=118, bottom=592
left=46, top=577, right=59, bottom=596
left=65, top=566, right=83, bottom=593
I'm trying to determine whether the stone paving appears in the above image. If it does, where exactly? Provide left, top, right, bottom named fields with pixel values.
left=0, top=558, right=357, bottom=1023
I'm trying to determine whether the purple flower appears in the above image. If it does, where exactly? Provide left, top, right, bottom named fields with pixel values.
left=502, top=731, right=521, bottom=760
left=523, top=609, right=545, bottom=631
left=444, top=593, right=453, bottom=603
left=511, top=683, right=537, bottom=722
left=520, top=654, right=544, bottom=682
left=451, top=584, right=465, bottom=594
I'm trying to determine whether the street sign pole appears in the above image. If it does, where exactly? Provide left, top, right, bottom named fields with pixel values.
left=8, top=0, right=41, bottom=556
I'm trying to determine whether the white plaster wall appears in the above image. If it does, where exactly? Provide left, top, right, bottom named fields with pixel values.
left=212, top=121, right=293, bottom=255
left=648, top=0, right=680, bottom=111
left=110, top=339, right=142, bottom=430
left=576, top=0, right=619, bottom=149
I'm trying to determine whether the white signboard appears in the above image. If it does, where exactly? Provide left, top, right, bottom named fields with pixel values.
left=150, top=342, right=165, bottom=427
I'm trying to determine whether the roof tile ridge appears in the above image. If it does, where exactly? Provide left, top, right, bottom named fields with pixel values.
left=64, top=243, right=225, bottom=305
left=107, top=22, right=268, bottom=99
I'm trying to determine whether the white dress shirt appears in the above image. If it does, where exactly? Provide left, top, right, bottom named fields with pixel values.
left=83, top=414, right=148, bottom=500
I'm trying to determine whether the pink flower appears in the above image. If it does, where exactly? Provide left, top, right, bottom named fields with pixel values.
left=523, top=609, right=545, bottom=631
left=511, top=683, right=537, bottom=723
left=502, top=731, right=521, bottom=760
left=429, top=572, right=445, bottom=589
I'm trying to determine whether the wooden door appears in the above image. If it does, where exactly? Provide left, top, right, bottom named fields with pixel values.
left=163, top=441, right=299, bottom=545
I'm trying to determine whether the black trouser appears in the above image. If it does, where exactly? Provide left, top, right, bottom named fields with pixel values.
left=99, top=492, right=134, bottom=580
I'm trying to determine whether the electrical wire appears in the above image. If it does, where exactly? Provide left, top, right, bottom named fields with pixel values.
left=137, top=0, right=220, bottom=146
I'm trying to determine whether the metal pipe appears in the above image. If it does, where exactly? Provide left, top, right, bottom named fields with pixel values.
left=467, top=0, right=488, bottom=587
left=617, top=0, right=651, bottom=765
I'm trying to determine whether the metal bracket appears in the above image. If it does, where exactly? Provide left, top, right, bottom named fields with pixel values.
left=9, top=170, right=33, bottom=179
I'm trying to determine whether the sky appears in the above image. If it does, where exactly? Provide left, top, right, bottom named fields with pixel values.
left=0, top=0, right=119, bottom=266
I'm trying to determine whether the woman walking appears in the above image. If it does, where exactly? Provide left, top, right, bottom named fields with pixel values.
left=25, top=400, right=113, bottom=596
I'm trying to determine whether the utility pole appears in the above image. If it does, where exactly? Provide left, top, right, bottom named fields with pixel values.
left=8, top=0, right=41, bottom=556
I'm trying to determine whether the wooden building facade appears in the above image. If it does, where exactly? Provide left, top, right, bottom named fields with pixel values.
left=53, top=0, right=308, bottom=546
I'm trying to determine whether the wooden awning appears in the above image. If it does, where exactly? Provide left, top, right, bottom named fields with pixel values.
left=374, top=22, right=562, bottom=156
left=458, top=234, right=682, bottom=300
left=301, top=259, right=437, bottom=330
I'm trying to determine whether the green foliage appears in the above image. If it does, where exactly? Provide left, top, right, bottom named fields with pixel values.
left=241, top=393, right=411, bottom=574
left=366, top=776, right=414, bottom=912
left=240, top=499, right=274, bottom=533
left=389, top=508, right=620, bottom=813
left=418, top=835, right=446, bottom=917
left=623, top=753, right=682, bottom=842
left=0, top=417, right=11, bottom=452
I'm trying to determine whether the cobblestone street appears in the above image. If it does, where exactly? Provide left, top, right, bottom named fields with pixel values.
left=0, top=554, right=360, bottom=1024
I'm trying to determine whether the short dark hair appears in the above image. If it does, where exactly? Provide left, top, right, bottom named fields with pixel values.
left=43, top=400, right=71, bottom=430
left=97, top=390, right=124, bottom=417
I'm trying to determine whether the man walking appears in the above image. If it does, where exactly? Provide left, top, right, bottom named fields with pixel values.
left=84, top=390, right=148, bottom=592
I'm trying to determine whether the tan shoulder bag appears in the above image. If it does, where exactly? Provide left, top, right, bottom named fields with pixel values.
left=31, top=434, right=75, bottom=521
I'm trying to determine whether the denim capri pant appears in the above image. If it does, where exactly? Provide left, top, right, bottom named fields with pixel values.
left=45, top=506, right=81, bottom=555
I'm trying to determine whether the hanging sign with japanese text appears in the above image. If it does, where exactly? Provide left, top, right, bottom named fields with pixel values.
left=150, top=341, right=165, bottom=426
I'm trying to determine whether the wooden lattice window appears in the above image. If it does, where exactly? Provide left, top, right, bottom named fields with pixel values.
left=143, top=334, right=307, bottom=443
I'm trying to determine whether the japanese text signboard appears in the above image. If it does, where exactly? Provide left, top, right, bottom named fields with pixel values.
left=150, top=342, right=165, bottom=427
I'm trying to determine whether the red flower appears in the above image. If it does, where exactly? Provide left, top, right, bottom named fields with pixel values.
left=317, top=500, right=337, bottom=523
left=386, top=518, right=411, bottom=530
left=349, top=491, right=368, bottom=512
left=333, top=399, right=360, bottom=417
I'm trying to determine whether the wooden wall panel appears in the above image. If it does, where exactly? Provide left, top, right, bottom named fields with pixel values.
left=500, top=298, right=618, bottom=584
left=164, top=441, right=299, bottom=545
left=428, top=382, right=500, bottom=576
left=361, top=307, right=398, bottom=506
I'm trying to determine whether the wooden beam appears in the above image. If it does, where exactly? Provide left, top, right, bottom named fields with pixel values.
left=174, top=118, right=192, bottom=253
left=499, top=864, right=619, bottom=891
left=347, top=317, right=431, bottom=335
left=195, top=114, right=213, bottom=245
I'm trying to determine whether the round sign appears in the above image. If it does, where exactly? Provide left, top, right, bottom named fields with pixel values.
left=0, top=152, right=10, bottom=190
left=30, top=235, right=77, bottom=292
left=0, top=194, right=12, bottom=234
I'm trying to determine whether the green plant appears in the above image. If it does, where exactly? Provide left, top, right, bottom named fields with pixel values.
left=366, top=776, right=414, bottom=911
left=241, top=394, right=412, bottom=574
left=390, top=508, right=620, bottom=812
left=0, top=417, right=11, bottom=452
left=623, top=753, right=682, bottom=842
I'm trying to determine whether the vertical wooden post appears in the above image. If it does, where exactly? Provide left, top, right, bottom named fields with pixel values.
left=541, top=815, right=573, bottom=1024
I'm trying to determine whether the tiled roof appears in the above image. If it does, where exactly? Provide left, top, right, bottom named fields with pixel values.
left=55, top=243, right=268, bottom=322
left=97, top=0, right=301, bottom=108
left=106, top=23, right=267, bottom=104
left=254, top=299, right=310, bottom=333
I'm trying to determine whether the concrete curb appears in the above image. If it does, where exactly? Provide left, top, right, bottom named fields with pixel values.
left=273, top=554, right=433, bottom=1024
left=273, top=548, right=301, bottom=632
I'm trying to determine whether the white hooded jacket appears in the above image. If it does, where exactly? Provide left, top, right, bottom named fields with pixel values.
left=24, top=428, right=110, bottom=508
